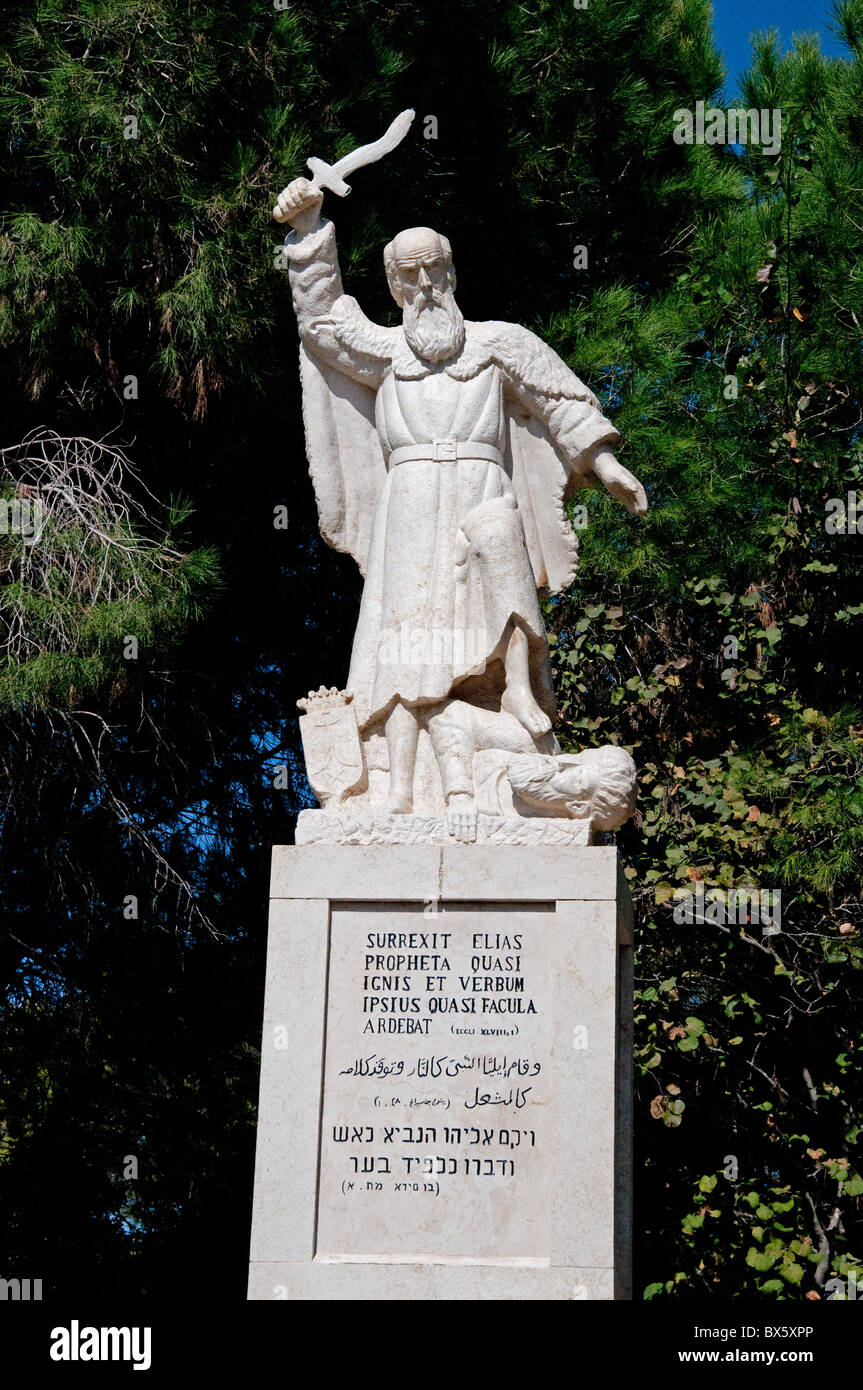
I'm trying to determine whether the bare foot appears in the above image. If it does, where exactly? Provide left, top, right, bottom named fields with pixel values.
left=501, top=682, right=552, bottom=736
left=446, top=793, right=477, bottom=843
left=384, top=789, right=413, bottom=815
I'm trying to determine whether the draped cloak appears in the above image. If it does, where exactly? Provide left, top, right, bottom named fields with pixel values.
left=286, top=219, right=620, bottom=731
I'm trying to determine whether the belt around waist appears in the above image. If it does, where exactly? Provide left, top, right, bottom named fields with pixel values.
left=388, top=441, right=504, bottom=467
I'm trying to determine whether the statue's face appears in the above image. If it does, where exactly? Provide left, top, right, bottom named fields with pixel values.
left=555, top=750, right=637, bottom=828
left=549, top=763, right=591, bottom=817
left=388, top=227, right=465, bottom=364
left=395, top=249, right=450, bottom=306
left=386, top=228, right=454, bottom=307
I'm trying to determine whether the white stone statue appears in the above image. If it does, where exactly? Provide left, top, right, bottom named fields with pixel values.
left=275, top=121, right=647, bottom=846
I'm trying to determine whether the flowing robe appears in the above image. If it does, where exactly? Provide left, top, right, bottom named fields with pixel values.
left=285, top=219, right=620, bottom=730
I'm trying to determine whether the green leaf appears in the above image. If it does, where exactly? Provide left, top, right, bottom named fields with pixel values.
left=746, top=1248, right=776, bottom=1271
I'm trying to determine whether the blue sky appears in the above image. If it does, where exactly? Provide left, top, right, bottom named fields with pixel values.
left=712, top=0, right=848, bottom=91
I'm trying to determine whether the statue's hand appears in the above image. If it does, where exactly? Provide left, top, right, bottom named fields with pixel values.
left=273, top=177, right=324, bottom=234
left=590, top=449, right=648, bottom=516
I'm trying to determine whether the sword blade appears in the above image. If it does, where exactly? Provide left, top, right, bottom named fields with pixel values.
left=275, top=108, right=415, bottom=220
left=324, top=108, right=415, bottom=184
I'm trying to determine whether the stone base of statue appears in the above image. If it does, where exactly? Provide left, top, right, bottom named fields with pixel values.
left=247, top=843, right=633, bottom=1301
left=295, top=807, right=593, bottom=847
left=293, top=687, right=639, bottom=849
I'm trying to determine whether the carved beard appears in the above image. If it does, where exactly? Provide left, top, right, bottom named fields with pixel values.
left=402, top=289, right=466, bottom=364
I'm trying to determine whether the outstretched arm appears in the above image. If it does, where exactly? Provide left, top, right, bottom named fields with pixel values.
left=276, top=178, right=391, bottom=386
left=500, top=324, right=648, bottom=516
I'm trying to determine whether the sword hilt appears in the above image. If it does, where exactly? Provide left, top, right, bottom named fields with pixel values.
left=306, top=158, right=351, bottom=198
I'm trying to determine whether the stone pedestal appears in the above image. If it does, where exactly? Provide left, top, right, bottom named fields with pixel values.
left=248, top=844, right=633, bottom=1300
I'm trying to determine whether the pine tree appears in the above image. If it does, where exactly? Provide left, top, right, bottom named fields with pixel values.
left=543, top=3, right=863, bottom=1298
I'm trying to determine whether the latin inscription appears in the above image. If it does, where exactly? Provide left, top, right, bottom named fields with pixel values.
left=315, top=906, right=553, bottom=1262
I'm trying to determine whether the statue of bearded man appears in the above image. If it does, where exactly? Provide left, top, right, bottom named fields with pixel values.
left=277, top=178, right=647, bottom=815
